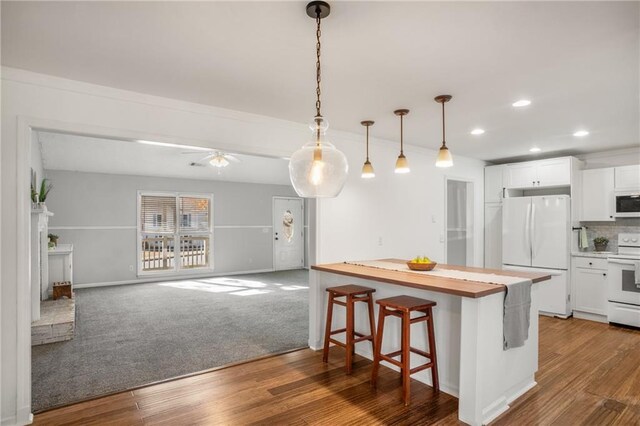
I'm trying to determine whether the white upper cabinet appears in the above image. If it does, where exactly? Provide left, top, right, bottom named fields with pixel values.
left=536, top=158, right=571, bottom=187
left=614, top=165, right=640, bottom=190
left=581, top=168, right=615, bottom=222
left=504, top=163, right=537, bottom=189
left=484, top=165, right=505, bottom=203
left=504, top=157, right=571, bottom=189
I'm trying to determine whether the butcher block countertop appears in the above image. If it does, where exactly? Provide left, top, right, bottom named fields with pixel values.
left=311, top=259, right=551, bottom=299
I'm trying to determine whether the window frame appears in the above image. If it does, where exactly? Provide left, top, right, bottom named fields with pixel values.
left=137, top=191, right=214, bottom=277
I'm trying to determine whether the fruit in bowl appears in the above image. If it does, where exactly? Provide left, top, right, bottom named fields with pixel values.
left=407, top=256, right=437, bottom=271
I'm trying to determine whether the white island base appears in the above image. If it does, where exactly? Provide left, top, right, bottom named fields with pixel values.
left=310, top=268, right=542, bottom=426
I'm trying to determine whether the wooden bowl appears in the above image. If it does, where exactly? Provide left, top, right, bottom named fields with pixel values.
left=406, top=261, right=437, bottom=271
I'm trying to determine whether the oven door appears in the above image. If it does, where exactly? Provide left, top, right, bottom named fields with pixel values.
left=608, top=258, right=640, bottom=305
left=615, top=192, right=640, bottom=218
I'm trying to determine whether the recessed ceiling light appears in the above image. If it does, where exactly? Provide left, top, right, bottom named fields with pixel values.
left=470, top=128, right=485, bottom=135
left=512, top=99, right=531, bottom=108
left=529, top=147, right=541, bottom=153
left=573, top=130, right=589, bottom=137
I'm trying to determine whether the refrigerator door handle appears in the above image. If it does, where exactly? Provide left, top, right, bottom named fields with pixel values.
left=530, top=202, right=536, bottom=258
left=525, top=201, right=532, bottom=257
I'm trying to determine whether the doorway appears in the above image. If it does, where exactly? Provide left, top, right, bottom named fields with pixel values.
left=273, top=197, right=305, bottom=270
left=445, top=178, right=474, bottom=266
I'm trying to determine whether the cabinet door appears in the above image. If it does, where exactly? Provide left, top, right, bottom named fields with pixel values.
left=484, top=204, right=502, bottom=269
left=574, top=267, right=607, bottom=315
left=581, top=168, right=615, bottom=221
left=484, top=165, right=504, bottom=203
left=614, top=165, right=640, bottom=190
left=505, top=163, right=536, bottom=189
left=536, top=158, right=571, bottom=187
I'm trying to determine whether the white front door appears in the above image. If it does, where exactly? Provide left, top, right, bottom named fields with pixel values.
left=273, top=197, right=304, bottom=271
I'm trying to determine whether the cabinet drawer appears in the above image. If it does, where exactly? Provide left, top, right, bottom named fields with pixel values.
left=573, top=256, right=607, bottom=270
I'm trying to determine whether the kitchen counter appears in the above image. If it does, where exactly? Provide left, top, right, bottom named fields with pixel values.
left=312, top=259, right=550, bottom=298
left=309, top=259, right=551, bottom=426
left=572, top=251, right=613, bottom=259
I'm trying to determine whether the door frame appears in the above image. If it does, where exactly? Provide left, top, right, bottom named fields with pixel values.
left=443, top=176, right=476, bottom=266
left=272, top=196, right=304, bottom=271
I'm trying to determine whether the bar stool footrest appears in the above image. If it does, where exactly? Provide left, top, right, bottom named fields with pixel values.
left=410, top=362, right=434, bottom=375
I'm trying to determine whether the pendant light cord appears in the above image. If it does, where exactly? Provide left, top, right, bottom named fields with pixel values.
left=366, top=125, right=370, bottom=161
left=400, top=115, right=404, bottom=155
left=441, top=101, right=446, bottom=148
left=315, top=11, right=322, bottom=119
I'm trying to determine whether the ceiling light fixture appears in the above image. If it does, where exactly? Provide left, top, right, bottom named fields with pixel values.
left=288, top=1, right=348, bottom=198
left=209, top=154, right=230, bottom=168
left=435, top=95, right=453, bottom=168
left=573, top=130, right=589, bottom=137
left=470, top=128, right=485, bottom=135
left=361, top=120, right=375, bottom=179
left=529, top=147, right=541, bottom=153
left=394, top=109, right=410, bottom=174
left=512, top=99, right=531, bottom=108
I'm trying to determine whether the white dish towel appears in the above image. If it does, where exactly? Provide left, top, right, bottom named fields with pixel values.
left=579, top=227, right=589, bottom=250
left=635, top=262, right=640, bottom=288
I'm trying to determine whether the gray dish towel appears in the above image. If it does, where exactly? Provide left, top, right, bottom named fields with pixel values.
left=503, top=279, right=533, bottom=350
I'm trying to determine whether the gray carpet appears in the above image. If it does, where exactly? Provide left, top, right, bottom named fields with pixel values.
left=32, top=270, right=309, bottom=412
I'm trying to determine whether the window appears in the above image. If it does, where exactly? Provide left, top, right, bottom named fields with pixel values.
left=138, top=192, right=213, bottom=274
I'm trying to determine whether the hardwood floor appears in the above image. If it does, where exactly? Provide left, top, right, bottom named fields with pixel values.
left=33, top=316, right=640, bottom=425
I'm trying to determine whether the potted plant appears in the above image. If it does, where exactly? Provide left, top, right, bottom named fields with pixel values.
left=38, top=178, right=53, bottom=204
left=48, top=233, right=59, bottom=247
left=594, top=236, right=609, bottom=252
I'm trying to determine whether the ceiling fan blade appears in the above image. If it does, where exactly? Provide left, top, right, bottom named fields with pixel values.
left=197, top=153, right=216, bottom=162
left=181, top=151, right=213, bottom=155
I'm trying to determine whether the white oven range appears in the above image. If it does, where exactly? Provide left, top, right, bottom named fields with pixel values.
left=608, top=233, right=640, bottom=328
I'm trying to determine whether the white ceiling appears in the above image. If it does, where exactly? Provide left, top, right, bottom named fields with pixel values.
left=37, top=131, right=292, bottom=185
left=3, top=1, right=639, bottom=162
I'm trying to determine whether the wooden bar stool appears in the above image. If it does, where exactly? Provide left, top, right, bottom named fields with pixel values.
left=322, top=285, right=376, bottom=374
left=371, top=295, right=439, bottom=406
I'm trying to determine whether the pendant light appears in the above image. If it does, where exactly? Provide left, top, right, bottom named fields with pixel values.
left=394, top=109, right=410, bottom=174
left=361, top=120, right=375, bottom=179
left=435, top=95, right=453, bottom=168
left=288, top=1, right=348, bottom=198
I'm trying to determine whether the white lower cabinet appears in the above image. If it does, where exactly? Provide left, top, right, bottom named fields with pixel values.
left=572, top=256, right=608, bottom=321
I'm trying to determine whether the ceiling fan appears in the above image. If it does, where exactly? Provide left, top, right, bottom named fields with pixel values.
left=184, top=151, right=241, bottom=168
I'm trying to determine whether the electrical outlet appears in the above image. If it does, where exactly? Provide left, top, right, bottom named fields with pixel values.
left=378, top=236, right=383, bottom=246
left=129, top=265, right=134, bottom=272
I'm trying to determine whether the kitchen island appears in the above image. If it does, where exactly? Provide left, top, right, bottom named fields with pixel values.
left=310, top=259, right=551, bottom=426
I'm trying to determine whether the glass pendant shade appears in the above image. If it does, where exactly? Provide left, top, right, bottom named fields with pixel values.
left=435, top=145, right=453, bottom=168
left=289, top=120, right=348, bottom=198
left=361, top=160, right=375, bottom=179
left=210, top=156, right=230, bottom=168
left=395, top=154, right=410, bottom=174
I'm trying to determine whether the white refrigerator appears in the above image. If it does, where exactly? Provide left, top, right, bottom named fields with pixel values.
left=502, top=195, right=571, bottom=317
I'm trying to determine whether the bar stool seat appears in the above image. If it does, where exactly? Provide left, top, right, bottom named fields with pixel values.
left=322, top=285, right=376, bottom=374
left=371, top=295, right=439, bottom=406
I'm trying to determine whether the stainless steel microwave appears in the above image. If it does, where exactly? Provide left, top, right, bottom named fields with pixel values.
left=615, top=191, right=640, bottom=217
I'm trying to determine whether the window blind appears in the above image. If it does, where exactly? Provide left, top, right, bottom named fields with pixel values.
left=140, top=195, right=176, bottom=233
left=179, top=197, right=210, bottom=232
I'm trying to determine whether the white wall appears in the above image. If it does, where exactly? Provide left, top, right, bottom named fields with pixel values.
left=45, top=170, right=298, bottom=286
left=1, top=67, right=485, bottom=424
left=317, top=141, right=485, bottom=266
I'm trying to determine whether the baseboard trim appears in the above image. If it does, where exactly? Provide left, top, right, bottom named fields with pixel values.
left=573, top=310, right=607, bottom=323
left=74, top=268, right=277, bottom=289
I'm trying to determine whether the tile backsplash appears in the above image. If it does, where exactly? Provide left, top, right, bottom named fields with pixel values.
left=579, top=218, right=640, bottom=252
